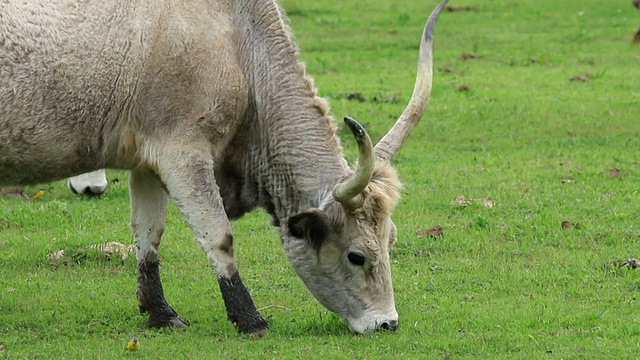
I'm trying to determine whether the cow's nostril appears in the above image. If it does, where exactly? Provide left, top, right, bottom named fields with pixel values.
left=380, top=320, right=398, bottom=331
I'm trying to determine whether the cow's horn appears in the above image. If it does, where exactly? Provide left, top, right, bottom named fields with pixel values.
left=374, top=0, right=447, bottom=163
left=333, top=117, right=375, bottom=208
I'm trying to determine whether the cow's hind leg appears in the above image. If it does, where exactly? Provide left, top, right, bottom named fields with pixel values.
left=156, top=145, right=268, bottom=335
left=130, top=169, right=188, bottom=328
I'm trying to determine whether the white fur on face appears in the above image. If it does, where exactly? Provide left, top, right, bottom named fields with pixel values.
left=67, top=170, right=108, bottom=195
left=282, top=215, right=399, bottom=334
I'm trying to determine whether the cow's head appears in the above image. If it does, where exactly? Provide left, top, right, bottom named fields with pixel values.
left=281, top=0, right=446, bottom=334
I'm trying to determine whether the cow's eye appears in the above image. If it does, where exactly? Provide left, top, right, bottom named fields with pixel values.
left=347, top=252, right=366, bottom=266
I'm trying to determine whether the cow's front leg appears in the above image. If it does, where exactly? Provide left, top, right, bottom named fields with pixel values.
left=130, top=169, right=188, bottom=328
left=157, top=149, right=269, bottom=335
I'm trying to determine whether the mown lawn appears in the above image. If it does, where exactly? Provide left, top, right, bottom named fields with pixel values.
left=1, top=0, right=639, bottom=359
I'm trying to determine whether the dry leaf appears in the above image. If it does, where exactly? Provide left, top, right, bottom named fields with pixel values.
left=602, top=168, right=624, bottom=177
left=461, top=53, right=483, bottom=60
left=456, top=84, right=470, bottom=92
left=445, top=5, right=478, bottom=12
left=570, top=73, right=592, bottom=82
left=481, top=197, right=495, bottom=208
left=415, top=225, right=443, bottom=238
left=427, top=226, right=443, bottom=237
left=373, top=93, right=400, bottom=104
left=438, top=66, right=454, bottom=73
left=453, top=195, right=472, bottom=207
left=346, top=92, right=365, bottom=102
left=561, top=221, right=581, bottom=229
left=561, top=179, right=575, bottom=184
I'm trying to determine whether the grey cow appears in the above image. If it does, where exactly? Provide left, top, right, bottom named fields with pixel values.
left=0, top=0, right=447, bottom=334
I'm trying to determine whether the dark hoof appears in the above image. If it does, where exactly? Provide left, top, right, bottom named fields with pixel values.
left=234, top=314, right=269, bottom=335
left=147, top=314, right=189, bottom=328
left=169, top=316, right=189, bottom=328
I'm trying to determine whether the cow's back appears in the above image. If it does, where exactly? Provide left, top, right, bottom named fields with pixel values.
left=0, top=0, right=246, bottom=185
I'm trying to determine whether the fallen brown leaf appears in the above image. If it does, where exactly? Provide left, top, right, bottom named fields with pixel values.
left=569, top=73, right=592, bottom=82
left=373, top=93, right=400, bottom=104
left=633, top=28, right=640, bottom=44
left=427, top=226, right=443, bottom=237
left=602, top=168, right=624, bottom=177
left=561, top=221, right=581, bottom=229
left=456, top=84, right=470, bottom=92
left=446, top=5, right=478, bottom=12
left=461, top=53, right=483, bottom=60
left=415, top=225, right=443, bottom=238
left=438, top=66, right=454, bottom=73
left=346, top=92, right=365, bottom=102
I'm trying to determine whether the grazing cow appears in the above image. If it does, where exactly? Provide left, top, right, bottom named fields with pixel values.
left=0, top=0, right=447, bottom=334
left=68, top=169, right=108, bottom=196
left=0, top=170, right=108, bottom=198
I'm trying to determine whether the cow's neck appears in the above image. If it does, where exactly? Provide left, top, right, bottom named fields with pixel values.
left=230, top=0, right=351, bottom=221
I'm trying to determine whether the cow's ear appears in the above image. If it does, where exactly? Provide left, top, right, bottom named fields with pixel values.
left=288, top=209, right=330, bottom=250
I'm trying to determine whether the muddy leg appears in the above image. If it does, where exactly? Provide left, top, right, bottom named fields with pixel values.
left=130, top=169, right=187, bottom=328
left=157, top=149, right=268, bottom=334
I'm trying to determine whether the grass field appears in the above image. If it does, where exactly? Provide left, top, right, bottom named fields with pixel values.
left=2, top=0, right=640, bottom=359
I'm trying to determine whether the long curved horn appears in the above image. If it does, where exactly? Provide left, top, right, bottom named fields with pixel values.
left=333, top=117, right=375, bottom=208
left=374, top=0, right=448, bottom=163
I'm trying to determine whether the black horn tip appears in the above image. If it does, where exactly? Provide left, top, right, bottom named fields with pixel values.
left=424, top=0, right=449, bottom=42
left=343, top=116, right=366, bottom=142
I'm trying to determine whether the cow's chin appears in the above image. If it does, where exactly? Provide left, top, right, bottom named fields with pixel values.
left=282, top=239, right=399, bottom=334
left=347, top=311, right=399, bottom=334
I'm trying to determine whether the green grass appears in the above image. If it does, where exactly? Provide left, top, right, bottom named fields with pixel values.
left=2, top=0, right=640, bottom=358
